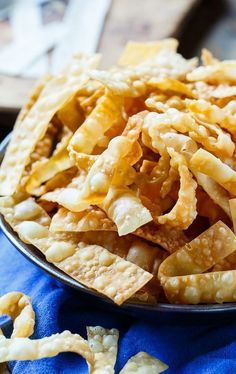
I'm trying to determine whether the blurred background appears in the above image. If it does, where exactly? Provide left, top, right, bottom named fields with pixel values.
left=0, top=0, right=235, bottom=138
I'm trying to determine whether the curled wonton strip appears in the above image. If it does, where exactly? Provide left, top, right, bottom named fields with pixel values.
left=89, top=50, right=197, bottom=97
left=187, top=60, right=236, bottom=84
left=0, top=292, right=35, bottom=338
left=0, top=331, right=94, bottom=364
left=158, top=149, right=197, bottom=230
left=145, top=94, right=186, bottom=113
left=147, top=77, right=195, bottom=98
left=100, top=186, right=152, bottom=236
left=87, top=326, right=119, bottom=374
left=69, top=113, right=144, bottom=207
left=0, top=54, right=100, bottom=196
left=25, top=138, right=74, bottom=195
left=120, top=352, right=168, bottom=374
left=57, top=95, right=84, bottom=133
left=192, top=171, right=230, bottom=217
left=190, top=148, right=236, bottom=195
left=69, top=90, right=125, bottom=155
left=41, top=174, right=90, bottom=212
left=159, top=221, right=236, bottom=304
left=143, top=109, right=234, bottom=159
left=187, top=99, right=236, bottom=138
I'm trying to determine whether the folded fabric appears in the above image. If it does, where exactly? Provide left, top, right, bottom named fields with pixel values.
left=0, top=230, right=236, bottom=374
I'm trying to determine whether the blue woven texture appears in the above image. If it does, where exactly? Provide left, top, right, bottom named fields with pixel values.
left=0, top=231, right=235, bottom=374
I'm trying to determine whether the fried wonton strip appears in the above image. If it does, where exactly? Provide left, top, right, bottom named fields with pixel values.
left=0, top=196, right=51, bottom=233
left=57, top=242, right=152, bottom=305
left=148, top=77, right=195, bottom=98
left=41, top=174, right=90, bottom=212
left=69, top=90, right=124, bottom=154
left=159, top=221, right=236, bottom=304
left=213, top=251, right=236, bottom=272
left=0, top=54, right=100, bottom=196
left=118, top=39, right=178, bottom=66
left=193, top=171, right=230, bottom=217
left=134, top=223, right=188, bottom=253
left=144, top=109, right=234, bottom=159
left=14, top=75, right=52, bottom=129
left=160, top=166, right=178, bottom=199
left=69, top=114, right=144, bottom=208
left=0, top=292, right=35, bottom=338
left=187, top=99, right=236, bottom=137
left=101, top=187, right=152, bottom=236
left=25, top=140, right=74, bottom=195
left=158, top=149, right=197, bottom=230
left=120, top=352, right=168, bottom=374
left=90, top=51, right=197, bottom=97
left=50, top=207, right=116, bottom=232
left=2, top=199, right=152, bottom=305
left=0, top=331, right=93, bottom=364
left=190, top=148, right=236, bottom=195
left=87, top=326, right=119, bottom=374
left=57, top=95, right=84, bottom=132
left=35, top=166, right=77, bottom=196
left=229, top=199, right=236, bottom=234
left=187, top=60, right=236, bottom=84
left=25, top=135, right=74, bottom=194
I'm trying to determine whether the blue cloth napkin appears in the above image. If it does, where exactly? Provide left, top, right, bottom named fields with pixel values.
left=1, top=230, right=236, bottom=374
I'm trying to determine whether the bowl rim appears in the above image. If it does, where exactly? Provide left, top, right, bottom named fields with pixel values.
left=1, top=133, right=236, bottom=313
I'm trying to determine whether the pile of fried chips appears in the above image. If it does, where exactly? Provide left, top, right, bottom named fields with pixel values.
left=0, top=292, right=168, bottom=373
left=2, top=39, right=236, bottom=305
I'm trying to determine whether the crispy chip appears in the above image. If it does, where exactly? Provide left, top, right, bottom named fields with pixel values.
left=25, top=137, right=74, bottom=195
left=38, top=166, right=78, bottom=196
left=158, top=149, right=197, bottom=230
left=229, top=198, right=236, bottom=234
left=187, top=60, right=236, bottom=84
left=187, top=99, right=236, bottom=137
left=159, top=221, right=236, bottom=304
left=50, top=207, right=116, bottom=232
left=41, top=174, right=89, bottom=212
left=120, top=352, right=168, bottom=374
left=90, top=50, right=197, bottom=97
left=4, top=41, right=236, bottom=308
left=0, top=54, right=100, bottom=196
left=119, top=39, right=178, bottom=66
left=14, top=75, right=52, bottom=129
left=0, top=292, right=35, bottom=338
left=87, top=326, right=119, bottom=374
left=192, top=171, right=230, bottom=217
left=0, top=331, right=93, bottom=364
left=57, top=242, right=153, bottom=305
left=57, top=95, right=84, bottom=132
left=101, top=187, right=152, bottom=236
left=68, top=114, right=144, bottom=208
left=143, top=109, right=234, bottom=159
left=2, top=198, right=152, bottom=305
left=134, top=222, right=188, bottom=253
left=148, top=77, right=195, bottom=98
left=69, top=90, right=125, bottom=155
left=210, top=85, right=236, bottom=99
left=190, top=148, right=236, bottom=195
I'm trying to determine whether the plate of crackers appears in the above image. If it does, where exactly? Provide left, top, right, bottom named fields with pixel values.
left=1, top=39, right=236, bottom=313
